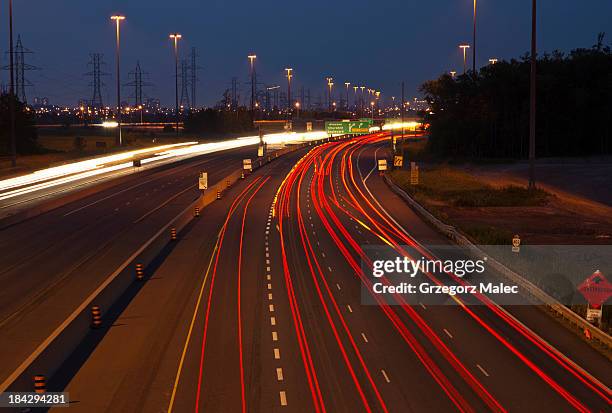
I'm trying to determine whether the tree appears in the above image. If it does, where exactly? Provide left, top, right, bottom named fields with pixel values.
left=0, top=93, right=39, bottom=155
left=421, top=37, right=612, bottom=159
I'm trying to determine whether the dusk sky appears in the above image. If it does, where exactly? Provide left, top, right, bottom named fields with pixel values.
left=2, top=1, right=611, bottom=107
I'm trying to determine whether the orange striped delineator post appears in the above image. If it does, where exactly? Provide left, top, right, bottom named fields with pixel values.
left=34, top=375, right=46, bottom=394
left=241, top=172, right=245, bottom=179
left=216, top=190, right=221, bottom=200
left=584, top=328, right=592, bottom=340
left=91, top=305, right=102, bottom=329
left=195, top=207, right=200, bottom=217
left=226, top=179, right=231, bottom=189
left=135, top=263, right=144, bottom=280
left=170, top=227, right=177, bottom=240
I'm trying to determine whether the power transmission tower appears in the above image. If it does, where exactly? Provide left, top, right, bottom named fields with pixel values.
left=125, top=61, right=152, bottom=106
left=189, top=47, right=202, bottom=109
left=3, top=35, right=37, bottom=103
left=179, top=59, right=190, bottom=109
left=86, top=53, right=108, bottom=108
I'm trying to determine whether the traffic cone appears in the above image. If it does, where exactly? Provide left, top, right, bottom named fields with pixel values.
left=170, top=227, right=177, bottom=240
left=91, top=305, right=102, bottom=329
left=195, top=207, right=200, bottom=217
left=33, top=375, right=46, bottom=394
left=135, top=263, right=144, bottom=280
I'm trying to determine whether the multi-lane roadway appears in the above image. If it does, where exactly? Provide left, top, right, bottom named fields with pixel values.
left=28, top=133, right=610, bottom=412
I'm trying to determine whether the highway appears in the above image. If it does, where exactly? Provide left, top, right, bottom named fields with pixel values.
left=0, top=143, right=261, bottom=389
left=44, top=134, right=611, bottom=412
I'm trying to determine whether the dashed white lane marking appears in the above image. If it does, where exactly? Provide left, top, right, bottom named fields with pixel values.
left=381, top=369, right=391, bottom=383
left=328, top=266, right=333, bottom=272
left=361, top=333, right=369, bottom=343
left=266, top=259, right=270, bottom=265
left=269, top=304, right=275, bottom=312
left=267, top=274, right=271, bottom=281
left=274, top=348, right=281, bottom=359
left=276, top=368, right=284, bottom=381
left=443, top=328, right=453, bottom=339
left=267, top=266, right=271, bottom=272
left=267, top=283, right=272, bottom=290
left=476, top=364, right=490, bottom=377
left=336, top=283, right=341, bottom=290
left=347, top=305, right=353, bottom=313
left=279, top=391, right=287, bottom=406
left=268, top=293, right=273, bottom=300
left=419, top=302, right=427, bottom=310
left=272, top=331, right=278, bottom=341
left=270, top=317, right=276, bottom=326
left=321, top=252, right=326, bottom=258
left=266, top=230, right=270, bottom=235
left=266, top=252, right=270, bottom=257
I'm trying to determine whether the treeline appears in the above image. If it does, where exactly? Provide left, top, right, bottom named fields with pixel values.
left=0, top=93, right=39, bottom=155
left=421, top=34, right=612, bottom=159
left=183, top=108, right=255, bottom=136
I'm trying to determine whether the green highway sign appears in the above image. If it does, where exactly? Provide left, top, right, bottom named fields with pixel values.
left=325, top=120, right=373, bottom=135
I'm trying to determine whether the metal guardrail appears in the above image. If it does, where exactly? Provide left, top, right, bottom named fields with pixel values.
left=383, top=174, right=612, bottom=352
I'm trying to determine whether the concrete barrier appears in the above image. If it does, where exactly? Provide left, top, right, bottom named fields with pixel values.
left=0, top=136, right=338, bottom=393
left=383, top=174, right=612, bottom=352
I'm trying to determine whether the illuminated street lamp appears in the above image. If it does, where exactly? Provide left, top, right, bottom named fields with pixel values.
left=111, top=15, right=126, bottom=145
left=370, top=101, right=375, bottom=123
left=352, top=86, right=358, bottom=111
left=248, top=54, right=257, bottom=114
left=359, top=85, right=365, bottom=114
left=325, top=77, right=333, bottom=111
left=295, top=101, right=300, bottom=119
left=459, top=44, right=470, bottom=74
left=344, top=82, right=351, bottom=110
left=169, top=33, right=182, bottom=136
left=450, top=70, right=457, bottom=78
left=489, top=58, right=498, bottom=65
left=285, top=68, right=293, bottom=112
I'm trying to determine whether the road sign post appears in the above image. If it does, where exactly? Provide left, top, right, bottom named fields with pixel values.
left=198, top=172, right=208, bottom=190
left=512, top=235, right=521, bottom=253
left=325, top=120, right=372, bottom=136
left=410, top=162, right=419, bottom=185
left=378, top=159, right=387, bottom=174
left=393, top=155, right=403, bottom=169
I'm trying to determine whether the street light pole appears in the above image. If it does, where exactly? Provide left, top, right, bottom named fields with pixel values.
left=285, top=68, right=293, bottom=115
left=8, top=0, right=16, bottom=166
left=473, top=0, right=477, bottom=73
left=344, top=82, right=350, bottom=110
left=248, top=54, right=257, bottom=116
left=459, top=44, right=470, bottom=74
left=170, top=33, right=182, bottom=137
left=111, top=15, right=125, bottom=146
left=528, top=0, right=537, bottom=190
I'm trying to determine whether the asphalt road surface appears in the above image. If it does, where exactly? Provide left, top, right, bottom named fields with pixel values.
left=47, top=135, right=611, bottom=412
left=0, top=144, right=258, bottom=388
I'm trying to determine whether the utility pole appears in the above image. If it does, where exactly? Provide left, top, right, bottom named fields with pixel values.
left=528, top=0, right=537, bottom=190
left=473, top=0, right=477, bottom=73
left=8, top=0, right=16, bottom=166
